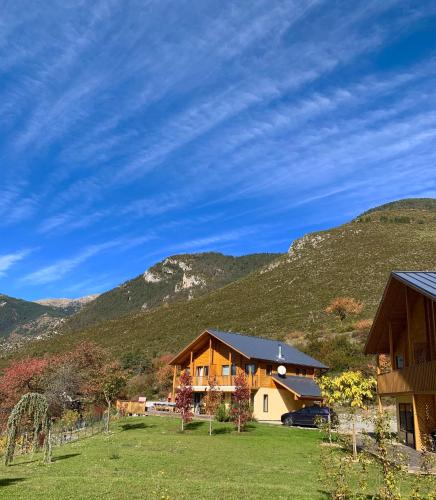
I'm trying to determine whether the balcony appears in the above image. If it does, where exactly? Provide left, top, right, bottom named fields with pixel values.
left=191, top=374, right=259, bottom=390
left=377, top=359, right=436, bottom=395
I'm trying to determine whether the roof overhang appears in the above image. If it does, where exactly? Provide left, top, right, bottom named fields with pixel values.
left=364, top=272, right=435, bottom=355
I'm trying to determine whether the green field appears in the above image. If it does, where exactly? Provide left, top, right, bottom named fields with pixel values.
left=0, top=416, right=417, bottom=499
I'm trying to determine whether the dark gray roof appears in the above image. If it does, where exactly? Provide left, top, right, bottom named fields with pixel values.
left=207, top=329, right=327, bottom=369
left=272, top=375, right=322, bottom=398
left=392, top=272, right=436, bottom=299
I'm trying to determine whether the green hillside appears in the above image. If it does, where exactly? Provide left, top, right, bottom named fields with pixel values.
left=0, top=294, right=66, bottom=339
left=66, top=252, right=279, bottom=331
left=4, top=199, right=436, bottom=370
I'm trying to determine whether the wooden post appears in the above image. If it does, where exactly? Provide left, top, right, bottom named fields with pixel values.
left=430, top=300, right=436, bottom=360
left=190, top=351, right=193, bottom=377
left=229, top=350, right=232, bottom=385
left=405, top=287, right=413, bottom=366
left=388, top=322, right=394, bottom=369
left=412, top=394, right=422, bottom=450
left=209, top=338, right=212, bottom=374
left=172, top=365, right=177, bottom=401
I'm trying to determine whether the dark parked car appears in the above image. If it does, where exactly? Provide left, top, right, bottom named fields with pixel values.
left=281, top=406, right=337, bottom=427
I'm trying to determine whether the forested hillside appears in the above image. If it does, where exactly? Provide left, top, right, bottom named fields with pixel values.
left=3, top=199, right=436, bottom=373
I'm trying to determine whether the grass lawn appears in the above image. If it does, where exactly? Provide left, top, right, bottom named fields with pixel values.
left=0, top=416, right=418, bottom=499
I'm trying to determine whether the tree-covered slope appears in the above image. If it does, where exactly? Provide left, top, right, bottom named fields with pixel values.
left=0, top=294, right=67, bottom=339
left=5, top=199, right=436, bottom=369
left=64, top=252, right=280, bottom=332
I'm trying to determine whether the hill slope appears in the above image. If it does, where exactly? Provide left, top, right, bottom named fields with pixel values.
left=66, top=252, right=279, bottom=332
left=5, top=199, right=436, bottom=368
left=35, top=295, right=99, bottom=314
left=0, top=294, right=68, bottom=339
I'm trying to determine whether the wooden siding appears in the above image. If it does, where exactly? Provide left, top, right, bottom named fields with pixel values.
left=377, top=359, right=436, bottom=395
left=173, top=332, right=317, bottom=394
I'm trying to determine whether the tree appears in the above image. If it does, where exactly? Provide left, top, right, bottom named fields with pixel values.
left=4, top=393, right=51, bottom=465
left=325, top=297, right=363, bottom=323
left=0, top=357, right=49, bottom=409
left=230, top=373, right=251, bottom=433
left=319, top=371, right=376, bottom=460
left=152, top=353, right=175, bottom=398
left=175, top=371, right=193, bottom=431
left=203, top=376, right=221, bottom=436
left=100, top=363, right=127, bottom=433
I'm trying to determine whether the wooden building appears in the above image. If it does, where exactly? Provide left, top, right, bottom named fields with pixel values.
left=170, top=329, right=327, bottom=421
left=365, top=272, right=436, bottom=450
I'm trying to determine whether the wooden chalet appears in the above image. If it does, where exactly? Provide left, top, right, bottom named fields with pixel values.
left=170, top=329, right=327, bottom=421
left=365, top=272, right=436, bottom=450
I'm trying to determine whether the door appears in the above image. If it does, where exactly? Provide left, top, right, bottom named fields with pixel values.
left=399, top=403, right=415, bottom=448
left=193, top=393, right=204, bottom=414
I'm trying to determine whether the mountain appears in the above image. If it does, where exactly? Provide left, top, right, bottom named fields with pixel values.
left=0, top=294, right=67, bottom=340
left=3, top=198, right=436, bottom=371
left=65, top=252, right=280, bottom=332
left=35, top=295, right=99, bottom=314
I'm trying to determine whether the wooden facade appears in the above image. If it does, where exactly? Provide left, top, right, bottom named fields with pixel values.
left=170, top=329, right=324, bottom=421
left=365, top=273, right=436, bottom=450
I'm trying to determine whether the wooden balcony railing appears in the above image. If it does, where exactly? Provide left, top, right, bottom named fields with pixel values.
left=191, top=374, right=258, bottom=388
left=377, top=359, right=436, bottom=395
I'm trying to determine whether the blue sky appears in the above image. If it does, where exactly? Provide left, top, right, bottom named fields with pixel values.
left=1, top=0, right=436, bottom=300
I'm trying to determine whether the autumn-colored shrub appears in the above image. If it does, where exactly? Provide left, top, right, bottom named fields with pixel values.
left=354, top=319, right=373, bottom=331
left=325, top=297, right=363, bottom=322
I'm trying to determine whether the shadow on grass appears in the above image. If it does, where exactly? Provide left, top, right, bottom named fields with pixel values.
left=212, top=427, right=232, bottom=435
left=0, top=478, right=25, bottom=487
left=184, top=421, right=206, bottom=431
left=121, top=423, right=154, bottom=431
left=53, top=453, right=81, bottom=462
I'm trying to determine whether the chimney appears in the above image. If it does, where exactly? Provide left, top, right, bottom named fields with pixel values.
left=277, top=344, right=284, bottom=361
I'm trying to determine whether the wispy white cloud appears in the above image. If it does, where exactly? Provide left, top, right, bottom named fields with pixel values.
left=0, top=250, right=32, bottom=277
left=22, top=234, right=154, bottom=285
left=2, top=0, right=436, bottom=297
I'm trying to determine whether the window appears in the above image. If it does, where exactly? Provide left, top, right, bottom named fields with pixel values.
left=296, top=368, right=306, bottom=376
left=395, top=355, right=404, bottom=369
left=222, top=365, right=230, bottom=376
left=231, top=364, right=237, bottom=376
left=195, top=366, right=209, bottom=377
left=414, top=343, right=428, bottom=364
left=263, top=394, right=268, bottom=412
left=266, top=364, right=273, bottom=376
left=245, top=364, right=256, bottom=375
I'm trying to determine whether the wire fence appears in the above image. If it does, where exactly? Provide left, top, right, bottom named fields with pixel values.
left=0, top=413, right=108, bottom=459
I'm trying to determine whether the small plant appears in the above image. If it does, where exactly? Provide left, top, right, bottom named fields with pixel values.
left=315, top=412, right=338, bottom=445
left=215, top=403, right=230, bottom=422
left=410, top=435, right=436, bottom=499
left=370, top=409, right=406, bottom=499
left=319, top=438, right=353, bottom=499
left=109, top=450, right=120, bottom=460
